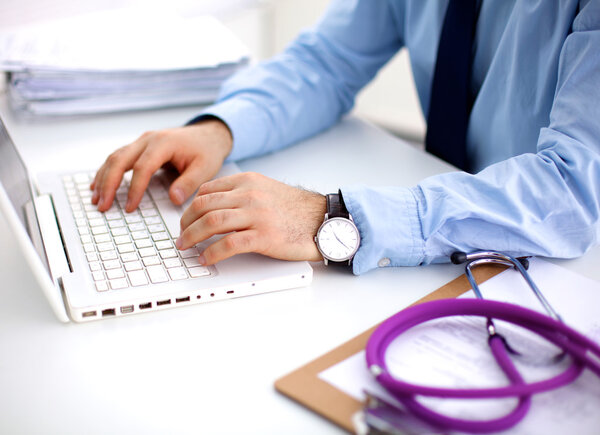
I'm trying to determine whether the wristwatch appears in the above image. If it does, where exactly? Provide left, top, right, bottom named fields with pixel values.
left=315, top=190, right=360, bottom=267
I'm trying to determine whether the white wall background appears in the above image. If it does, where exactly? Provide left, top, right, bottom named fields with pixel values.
left=0, top=0, right=425, bottom=141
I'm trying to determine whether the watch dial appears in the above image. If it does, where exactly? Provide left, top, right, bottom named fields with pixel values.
left=317, top=218, right=360, bottom=261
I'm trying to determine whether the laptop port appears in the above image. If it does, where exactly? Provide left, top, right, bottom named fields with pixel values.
left=82, top=311, right=97, bottom=318
left=120, top=305, right=134, bottom=314
left=156, top=299, right=171, bottom=306
left=226, top=290, right=234, bottom=295
left=102, top=308, right=116, bottom=317
left=139, top=302, right=152, bottom=310
left=175, top=296, right=190, bottom=303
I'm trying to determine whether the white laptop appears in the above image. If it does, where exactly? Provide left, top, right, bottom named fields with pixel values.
left=0, top=117, right=312, bottom=322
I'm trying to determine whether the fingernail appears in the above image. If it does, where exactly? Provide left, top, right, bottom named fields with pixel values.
left=97, top=197, right=104, bottom=209
left=125, top=199, right=132, bottom=211
left=92, top=191, right=98, bottom=203
left=175, top=237, right=183, bottom=249
left=172, top=188, right=184, bottom=204
left=198, top=254, right=206, bottom=265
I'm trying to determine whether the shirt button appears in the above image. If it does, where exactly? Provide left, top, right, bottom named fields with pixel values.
left=378, top=257, right=391, bottom=268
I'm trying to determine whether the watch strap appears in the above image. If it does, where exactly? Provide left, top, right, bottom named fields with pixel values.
left=324, top=190, right=353, bottom=267
left=326, top=190, right=350, bottom=219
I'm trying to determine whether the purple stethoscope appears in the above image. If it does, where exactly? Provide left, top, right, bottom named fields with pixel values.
left=363, top=251, right=600, bottom=434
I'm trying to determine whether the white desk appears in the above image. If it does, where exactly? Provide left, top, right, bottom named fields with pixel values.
left=1, top=97, right=599, bottom=434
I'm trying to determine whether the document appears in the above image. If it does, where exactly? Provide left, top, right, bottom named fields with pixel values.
left=0, top=8, right=249, bottom=115
left=319, top=259, right=600, bottom=434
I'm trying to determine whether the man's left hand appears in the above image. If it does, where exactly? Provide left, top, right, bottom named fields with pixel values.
left=176, top=172, right=326, bottom=265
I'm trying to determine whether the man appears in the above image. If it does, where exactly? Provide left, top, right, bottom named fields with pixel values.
left=91, top=0, right=600, bottom=275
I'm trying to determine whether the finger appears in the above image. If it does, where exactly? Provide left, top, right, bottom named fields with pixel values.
left=126, top=143, right=174, bottom=212
left=176, top=208, right=249, bottom=250
left=200, top=230, right=261, bottom=265
left=169, top=162, right=210, bottom=206
left=180, top=191, right=241, bottom=231
left=95, top=141, right=147, bottom=211
left=196, top=173, right=243, bottom=195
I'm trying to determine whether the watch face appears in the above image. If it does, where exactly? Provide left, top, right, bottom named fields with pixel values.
left=316, top=217, right=360, bottom=262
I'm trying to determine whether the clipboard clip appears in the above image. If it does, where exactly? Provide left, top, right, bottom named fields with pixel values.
left=352, top=391, right=445, bottom=435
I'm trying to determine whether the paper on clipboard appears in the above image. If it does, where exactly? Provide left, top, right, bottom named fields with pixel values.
left=318, top=259, right=600, bottom=434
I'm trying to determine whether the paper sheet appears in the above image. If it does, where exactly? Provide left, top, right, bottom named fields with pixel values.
left=318, top=259, right=600, bottom=434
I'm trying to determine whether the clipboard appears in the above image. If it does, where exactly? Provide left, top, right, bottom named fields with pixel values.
left=274, top=265, right=506, bottom=433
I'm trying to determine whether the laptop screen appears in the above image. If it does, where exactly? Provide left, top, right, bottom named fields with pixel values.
left=0, top=117, right=34, bottom=229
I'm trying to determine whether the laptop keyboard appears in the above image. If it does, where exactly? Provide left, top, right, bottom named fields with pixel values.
left=62, top=172, right=211, bottom=292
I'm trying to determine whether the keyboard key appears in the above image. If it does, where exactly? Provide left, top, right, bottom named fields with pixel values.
left=114, top=235, right=132, bottom=245
left=144, top=216, right=161, bottom=225
left=118, top=243, right=135, bottom=254
left=148, top=180, right=170, bottom=200
left=139, top=247, right=157, bottom=257
left=91, top=226, right=109, bottom=235
left=89, top=262, right=102, bottom=272
left=83, top=243, right=95, bottom=253
left=152, top=232, right=169, bottom=241
left=124, top=214, right=142, bottom=224
left=138, top=200, right=154, bottom=210
left=103, top=259, right=121, bottom=270
left=155, top=240, right=172, bottom=250
left=128, top=270, right=149, bottom=286
left=141, top=208, right=158, bottom=217
left=78, top=227, right=90, bottom=235
left=84, top=204, right=96, bottom=212
left=188, top=266, right=210, bottom=278
left=168, top=267, right=188, bottom=281
left=89, top=218, right=105, bottom=227
left=147, top=265, right=168, bottom=283
left=95, top=281, right=109, bottom=292
left=81, top=235, right=93, bottom=245
left=105, top=212, right=122, bottom=220
left=128, top=223, right=145, bottom=232
left=92, top=271, right=105, bottom=281
left=110, top=278, right=129, bottom=290
left=97, top=242, right=114, bottom=252
left=179, top=247, right=199, bottom=258
left=159, top=249, right=177, bottom=259
left=86, top=252, right=99, bottom=262
left=124, top=261, right=143, bottom=272
left=73, top=211, right=84, bottom=219
left=71, top=203, right=83, bottom=212
left=108, top=219, right=126, bottom=228
left=163, top=258, right=182, bottom=268
left=106, top=269, right=125, bottom=279
left=76, top=218, right=87, bottom=227
left=135, top=239, right=153, bottom=249
left=183, top=257, right=203, bottom=268
left=142, top=256, right=161, bottom=266
left=86, top=211, right=102, bottom=220
left=120, top=252, right=138, bottom=262
left=148, top=224, right=165, bottom=233
left=73, top=173, right=89, bottom=183
left=100, top=250, right=118, bottom=261
left=111, top=227, right=128, bottom=237
left=131, top=230, right=149, bottom=240
left=94, top=234, right=111, bottom=244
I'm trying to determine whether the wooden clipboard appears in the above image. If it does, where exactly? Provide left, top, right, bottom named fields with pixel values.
left=274, top=265, right=506, bottom=433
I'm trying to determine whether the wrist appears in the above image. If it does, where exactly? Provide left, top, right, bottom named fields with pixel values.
left=188, top=116, right=233, bottom=162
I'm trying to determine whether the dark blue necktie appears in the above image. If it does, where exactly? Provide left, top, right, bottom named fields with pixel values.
left=425, top=0, right=479, bottom=172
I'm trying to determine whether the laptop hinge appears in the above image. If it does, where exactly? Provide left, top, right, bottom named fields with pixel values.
left=32, top=194, right=71, bottom=280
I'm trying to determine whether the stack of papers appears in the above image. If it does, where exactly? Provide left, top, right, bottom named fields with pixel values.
left=0, top=9, right=249, bottom=116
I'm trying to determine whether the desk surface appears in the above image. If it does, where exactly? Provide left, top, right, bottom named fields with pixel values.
left=1, top=97, right=600, bottom=434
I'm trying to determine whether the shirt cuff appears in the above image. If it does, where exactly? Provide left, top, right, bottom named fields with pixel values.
left=186, top=98, right=272, bottom=162
left=341, top=185, right=425, bottom=274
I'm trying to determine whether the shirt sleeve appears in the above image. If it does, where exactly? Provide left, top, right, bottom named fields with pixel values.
left=343, top=2, right=600, bottom=275
left=189, top=0, right=403, bottom=161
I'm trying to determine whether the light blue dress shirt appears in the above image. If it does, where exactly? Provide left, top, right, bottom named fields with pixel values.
left=196, top=0, right=600, bottom=274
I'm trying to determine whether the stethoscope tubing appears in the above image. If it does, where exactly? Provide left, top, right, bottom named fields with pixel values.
left=366, top=298, right=598, bottom=399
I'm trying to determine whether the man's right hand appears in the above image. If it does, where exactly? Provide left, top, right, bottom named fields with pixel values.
left=91, top=118, right=233, bottom=213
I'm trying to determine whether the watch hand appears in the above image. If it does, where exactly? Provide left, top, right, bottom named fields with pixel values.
left=332, top=229, right=350, bottom=250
